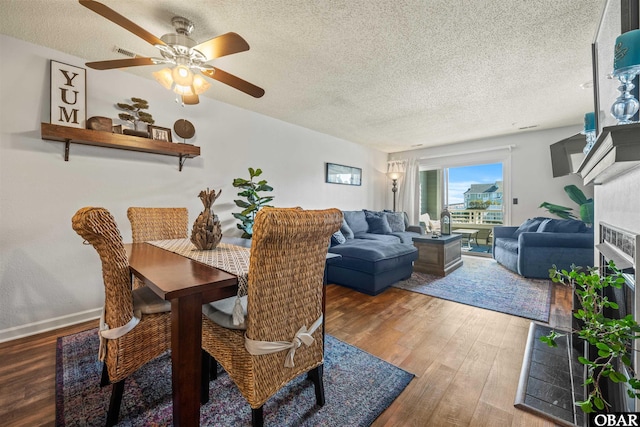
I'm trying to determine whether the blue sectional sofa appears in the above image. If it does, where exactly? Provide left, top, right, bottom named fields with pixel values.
left=492, top=217, right=594, bottom=279
left=326, top=210, right=421, bottom=295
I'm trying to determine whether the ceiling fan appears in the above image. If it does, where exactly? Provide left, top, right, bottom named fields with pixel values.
left=79, top=0, right=264, bottom=104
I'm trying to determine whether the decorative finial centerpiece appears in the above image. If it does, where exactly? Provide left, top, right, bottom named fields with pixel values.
left=191, top=188, right=223, bottom=250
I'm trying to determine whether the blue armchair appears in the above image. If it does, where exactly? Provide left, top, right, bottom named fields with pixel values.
left=492, top=217, right=594, bottom=279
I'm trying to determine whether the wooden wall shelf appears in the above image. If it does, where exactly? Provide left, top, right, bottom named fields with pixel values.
left=41, top=122, right=200, bottom=171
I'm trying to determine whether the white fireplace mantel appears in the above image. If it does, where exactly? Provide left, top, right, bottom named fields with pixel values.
left=577, top=123, right=640, bottom=185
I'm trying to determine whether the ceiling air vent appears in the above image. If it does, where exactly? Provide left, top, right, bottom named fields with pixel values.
left=112, top=45, right=138, bottom=58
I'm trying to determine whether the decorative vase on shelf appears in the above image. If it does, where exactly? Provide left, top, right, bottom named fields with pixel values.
left=582, top=112, right=596, bottom=154
left=611, top=29, right=640, bottom=125
left=191, top=188, right=223, bottom=250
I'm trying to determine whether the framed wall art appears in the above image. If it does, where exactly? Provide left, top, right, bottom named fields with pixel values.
left=50, top=60, right=86, bottom=129
left=326, top=162, right=362, bottom=186
left=149, top=125, right=172, bottom=142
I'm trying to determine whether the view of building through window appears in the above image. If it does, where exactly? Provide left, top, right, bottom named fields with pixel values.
left=448, top=162, right=503, bottom=225
left=419, top=162, right=503, bottom=226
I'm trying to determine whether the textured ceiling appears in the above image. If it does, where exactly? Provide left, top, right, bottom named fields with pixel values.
left=0, top=0, right=605, bottom=152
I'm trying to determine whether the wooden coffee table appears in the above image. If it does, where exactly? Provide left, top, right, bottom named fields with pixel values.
left=412, top=234, right=463, bottom=276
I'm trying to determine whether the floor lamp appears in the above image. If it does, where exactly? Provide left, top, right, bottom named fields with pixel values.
left=387, top=168, right=404, bottom=212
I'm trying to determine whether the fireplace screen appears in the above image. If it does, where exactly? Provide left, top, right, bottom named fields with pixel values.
left=596, top=222, right=639, bottom=413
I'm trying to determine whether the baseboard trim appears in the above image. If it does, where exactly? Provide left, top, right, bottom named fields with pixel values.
left=0, top=308, right=101, bottom=343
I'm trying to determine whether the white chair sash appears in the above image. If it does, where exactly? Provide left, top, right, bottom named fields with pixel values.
left=98, top=307, right=140, bottom=361
left=244, top=315, right=323, bottom=368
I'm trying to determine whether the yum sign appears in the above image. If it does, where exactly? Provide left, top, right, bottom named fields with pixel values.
left=50, top=60, right=86, bottom=128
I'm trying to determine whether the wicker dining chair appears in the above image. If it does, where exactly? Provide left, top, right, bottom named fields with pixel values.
left=127, top=207, right=189, bottom=242
left=127, top=207, right=188, bottom=288
left=72, top=207, right=171, bottom=427
left=201, top=207, right=342, bottom=427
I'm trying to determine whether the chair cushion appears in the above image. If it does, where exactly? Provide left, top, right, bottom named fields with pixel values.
left=132, top=286, right=171, bottom=314
left=495, top=237, right=519, bottom=253
left=384, top=212, right=406, bottom=232
left=202, top=295, right=247, bottom=330
left=364, top=210, right=392, bottom=234
left=513, top=217, right=547, bottom=237
left=537, top=218, right=587, bottom=233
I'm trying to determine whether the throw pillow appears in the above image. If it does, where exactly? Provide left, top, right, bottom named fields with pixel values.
left=340, top=218, right=354, bottom=239
left=537, top=218, right=587, bottom=233
left=331, top=229, right=346, bottom=246
left=385, top=212, right=405, bottom=232
left=364, top=210, right=392, bottom=234
left=513, top=217, right=547, bottom=237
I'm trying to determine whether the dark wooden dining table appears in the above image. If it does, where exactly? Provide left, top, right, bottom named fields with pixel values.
left=125, top=242, right=239, bottom=427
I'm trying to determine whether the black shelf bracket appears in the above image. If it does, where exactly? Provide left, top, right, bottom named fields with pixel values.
left=64, top=139, right=71, bottom=161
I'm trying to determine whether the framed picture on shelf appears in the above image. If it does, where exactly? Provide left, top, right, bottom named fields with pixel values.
left=325, top=162, right=362, bottom=186
left=50, top=60, right=86, bottom=129
left=148, top=125, right=172, bottom=142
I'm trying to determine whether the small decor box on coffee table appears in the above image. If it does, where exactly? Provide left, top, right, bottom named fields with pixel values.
left=412, top=234, right=463, bottom=276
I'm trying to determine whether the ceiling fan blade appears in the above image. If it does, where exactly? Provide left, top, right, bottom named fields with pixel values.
left=193, top=32, right=250, bottom=60
left=202, top=68, right=265, bottom=98
left=79, top=0, right=165, bottom=46
left=86, top=57, right=156, bottom=70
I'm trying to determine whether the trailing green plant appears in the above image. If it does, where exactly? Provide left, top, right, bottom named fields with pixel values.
left=539, top=184, right=593, bottom=226
left=116, top=97, right=155, bottom=128
left=541, top=261, right=640, bottom=413
left=232, top=167, right=274, bottom=239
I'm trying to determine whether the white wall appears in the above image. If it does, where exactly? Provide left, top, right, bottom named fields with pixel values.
left=594, top=168, right=640, bottom=236
left=0, top=35, right=388, bottom=340
left=388, top=126, right=593, bottom=226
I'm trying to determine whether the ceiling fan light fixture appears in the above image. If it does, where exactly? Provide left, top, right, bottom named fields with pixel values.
left=152, top=68, right=174, bottom=90
left=172, top=65, right=194, bottom=87
left=192, top=74, right=211, bottom=94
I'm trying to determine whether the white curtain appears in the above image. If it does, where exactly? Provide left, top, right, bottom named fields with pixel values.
left=396, top=158, right=418, bottom=224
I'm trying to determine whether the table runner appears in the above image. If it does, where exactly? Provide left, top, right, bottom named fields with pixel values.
left=148, top=239, right=250, bottom=297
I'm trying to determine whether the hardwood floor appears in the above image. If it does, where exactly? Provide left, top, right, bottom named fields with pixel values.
left=324, top=277, right=572, bottom=427
left=0, top=272, right=571, bottom=426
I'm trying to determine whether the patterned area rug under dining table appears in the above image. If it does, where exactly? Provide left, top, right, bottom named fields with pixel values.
left=56, top=328, right=414, bottom=426
left=393, top=256, right=553, bottom=322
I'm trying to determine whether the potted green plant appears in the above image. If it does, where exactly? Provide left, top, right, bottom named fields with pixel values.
left=541, top=262, right=640, bottom=413
left=539, top=184, right=594, bottom=226
left=232, top=167, right=274, bottom=239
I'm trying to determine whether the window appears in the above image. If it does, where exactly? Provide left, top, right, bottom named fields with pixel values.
left=419, top=162, right=505, bottom=226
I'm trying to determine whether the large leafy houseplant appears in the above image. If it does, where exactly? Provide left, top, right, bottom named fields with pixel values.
left=542, top=262, right=640, bottom=413
left=232, top=167, right=274, bottom=239
left=539, top=184, right=594, bottom=226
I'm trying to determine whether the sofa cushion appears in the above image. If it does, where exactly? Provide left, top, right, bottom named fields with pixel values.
left=513, top=217, right=547, bottom=237
left=364, top=210, right=392, bottom=234
left=328, top=239, right=418, bottom=274
left=343, top=210, right=368, bottom=234
left=339, top=218, right=355, bottom=239
left=331, top=229, right=346, bottom=246
left=390, top=231, right=422, bottom=244
left=203, top=295, right=247, bottom=330
left=384, top=212, right=405, bottom=232
left=495, top=237, right=519, bottom=253
left=354, top=232, right=401, bottom=243
left=537, top=218, right=587, bottom=233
